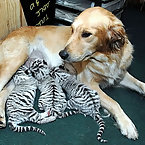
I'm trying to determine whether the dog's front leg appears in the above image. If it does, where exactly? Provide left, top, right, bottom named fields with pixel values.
left=120, top=72, right=145, bottom=95
left=0, top=38, right=29, bottom=127
left=88, top=81, right=138, bottom=140
left=0, top=80, right=15, bottom=128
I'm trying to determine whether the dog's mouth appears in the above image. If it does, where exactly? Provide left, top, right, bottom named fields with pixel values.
left=64, top=53, right=92, bottom=63
left=59, top=48, right=97, bottom=63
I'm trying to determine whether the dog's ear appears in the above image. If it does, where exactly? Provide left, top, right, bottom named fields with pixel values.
left=106, top=25, right=126, bottom=52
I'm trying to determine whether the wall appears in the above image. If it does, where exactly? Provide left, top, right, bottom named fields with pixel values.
left=0, top=0, right=27, bottom=40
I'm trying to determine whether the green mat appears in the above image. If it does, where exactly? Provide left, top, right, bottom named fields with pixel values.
left=0, top=6, right=145, bottom=145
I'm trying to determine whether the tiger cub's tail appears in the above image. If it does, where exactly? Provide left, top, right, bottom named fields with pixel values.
left=9, top=123, right=46, bottom=135
left=58, top=110, right=79, bottom=118
left=95, top=114, right=107, bottom=143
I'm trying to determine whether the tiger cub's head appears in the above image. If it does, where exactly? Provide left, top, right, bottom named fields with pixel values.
left=29, top=58, right=50, bottom=81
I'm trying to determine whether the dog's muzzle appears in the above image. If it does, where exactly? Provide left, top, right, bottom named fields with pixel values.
left=59, top=50, right=69, bottom=60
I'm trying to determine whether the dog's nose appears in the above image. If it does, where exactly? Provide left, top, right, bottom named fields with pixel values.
left=59, top=50, right=69, bottom=60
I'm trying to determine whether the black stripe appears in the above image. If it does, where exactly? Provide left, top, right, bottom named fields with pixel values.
left=18, top=97, right=30, bottom=106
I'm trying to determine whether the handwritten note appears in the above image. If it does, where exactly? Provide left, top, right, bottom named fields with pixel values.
left=20, top=0, right=55, bottom=26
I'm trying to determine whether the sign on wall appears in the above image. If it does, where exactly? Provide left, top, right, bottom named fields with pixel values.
left=20, top=0, right=56, bottom=26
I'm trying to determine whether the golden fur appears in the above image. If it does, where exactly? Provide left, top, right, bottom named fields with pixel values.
left=0, top=7, right=145, bottom=140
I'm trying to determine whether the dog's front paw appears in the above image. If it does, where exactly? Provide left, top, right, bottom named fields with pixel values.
left=0, top=110, right=6, bottom=128
left=116, top=112, right=138, bottom=140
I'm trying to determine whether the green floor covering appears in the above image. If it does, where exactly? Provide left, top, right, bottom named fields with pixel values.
left=0, top=6, right=145, bottom=145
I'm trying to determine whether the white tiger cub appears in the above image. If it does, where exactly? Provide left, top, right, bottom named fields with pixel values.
left=49, top=66, right=107, bottom=143
left=29, top=58, right=79, bottom=120
left=29, top=58, right=107, bottom=143
left=6, top=65, right=55, bottom=135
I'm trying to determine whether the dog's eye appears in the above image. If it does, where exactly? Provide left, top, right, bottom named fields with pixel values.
left=81, top=32, right=92, bottom=38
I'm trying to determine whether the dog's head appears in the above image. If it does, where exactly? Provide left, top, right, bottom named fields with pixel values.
left=59, top=7, right=127, bottom=62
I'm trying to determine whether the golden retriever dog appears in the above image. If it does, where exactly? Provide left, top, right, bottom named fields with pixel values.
left=0, top=7, right=144, bottom=140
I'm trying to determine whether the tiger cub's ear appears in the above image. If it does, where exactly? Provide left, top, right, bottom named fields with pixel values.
left=106, top=25, right=126, bottom=52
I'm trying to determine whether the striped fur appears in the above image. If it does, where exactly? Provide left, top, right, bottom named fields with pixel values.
left=6, top=65, right=55, bottom=135
left=29, top=59, right=107, bottom=142
left=49, top=66, right=107, bottom=143
left=38, top=76, right=79, bottom=118
left=29, top=58, right=79, bottom=119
